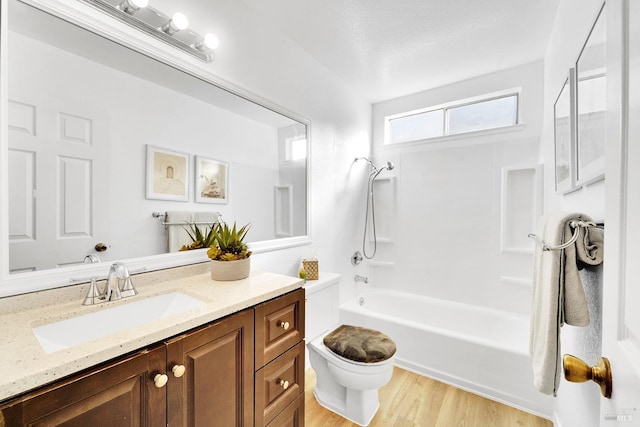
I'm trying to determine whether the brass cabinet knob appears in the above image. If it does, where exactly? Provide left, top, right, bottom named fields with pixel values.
left=153, top=373, right=169, bottom=388
left=279, top=379, right=290, bottom=390
left=563, top=354, right=612, bottom=398
left=172, top=364, right=186, bottom=378
left=94, top=243, right=108, bottom=252
left=279, top=321, right=290, bottom=330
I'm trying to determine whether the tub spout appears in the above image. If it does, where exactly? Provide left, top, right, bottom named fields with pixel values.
left=354, top=274, right=369, bottom=284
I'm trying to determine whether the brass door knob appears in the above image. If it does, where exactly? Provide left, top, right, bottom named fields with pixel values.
left=279, top=379, right=290, bottom=390
left=563, top=354, right=612, bottom=398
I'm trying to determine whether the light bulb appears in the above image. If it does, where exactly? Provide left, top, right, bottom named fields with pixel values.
left=195, top=33, right=219, bottom=51
left=119, top=0, right=148, bottom=14
left=161, top=12, right=189, bottom=35
left=171, top=12, right=189, bottom=31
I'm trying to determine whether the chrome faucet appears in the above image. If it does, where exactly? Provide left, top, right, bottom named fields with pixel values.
left=104, top=262, right=138, bottom=301
left=100, top=262, right=138, bottom=301
left=354, top=274, right=369, bottom=284
left=81, top=262, right=138, bottom=305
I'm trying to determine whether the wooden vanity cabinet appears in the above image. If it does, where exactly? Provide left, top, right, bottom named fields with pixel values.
left=0, top=288, right=303, bottom=427
left=0, top=345, right=167, bottom=426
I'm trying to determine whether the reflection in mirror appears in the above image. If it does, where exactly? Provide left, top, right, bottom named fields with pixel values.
left=6, top=0, right=308, bottom=274
left=575, top=4, right=606, bottom=184
left=553, top=75, right=572, bottom=193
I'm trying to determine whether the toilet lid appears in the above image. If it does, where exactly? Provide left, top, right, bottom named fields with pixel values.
left=323, top=324, right=396, bottom=363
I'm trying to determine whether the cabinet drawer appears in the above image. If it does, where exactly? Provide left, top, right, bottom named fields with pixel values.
left=255, top=288, right=305, bottom=368
left=255, top=341, right=305, bottom=427
left=266, top=394, right=304, bottom=427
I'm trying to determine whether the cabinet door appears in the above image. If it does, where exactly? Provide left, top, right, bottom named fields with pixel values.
left=166, top=309, right=254, bottom=427
left=0, top=346, right=167, bottom=427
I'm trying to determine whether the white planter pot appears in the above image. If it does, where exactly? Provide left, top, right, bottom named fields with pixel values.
left=210, top=258, right=250, bottom=281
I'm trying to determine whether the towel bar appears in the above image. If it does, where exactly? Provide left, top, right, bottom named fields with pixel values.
left=152, top=211, right=222, bottom=227
left=528, top=220, right=602, bottom=251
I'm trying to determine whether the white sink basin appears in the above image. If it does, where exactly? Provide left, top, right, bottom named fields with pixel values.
left=32, top=292, right=207, bottom=353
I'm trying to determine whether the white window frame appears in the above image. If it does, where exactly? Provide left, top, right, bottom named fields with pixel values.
left=384, top=88, right=522, bottom=146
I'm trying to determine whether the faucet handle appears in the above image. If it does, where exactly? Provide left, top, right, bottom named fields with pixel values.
left=82, top=277, right=102, bottom=305
left=117, top=263, right=138, bottom=298
left=120, top=276, right=138, bottom=298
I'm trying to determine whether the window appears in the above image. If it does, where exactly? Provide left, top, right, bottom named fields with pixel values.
left=385, top=93, right=519, bottom=145
left=285, top=137, right=307, bottom=161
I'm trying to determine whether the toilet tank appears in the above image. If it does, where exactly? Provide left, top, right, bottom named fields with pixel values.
left=303, top=273, right=341, bottom=341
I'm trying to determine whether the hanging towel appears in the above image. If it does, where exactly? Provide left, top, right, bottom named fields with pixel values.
left=165, top=211, right=194, bottom=252
left=193, top=211, right=219, bottom=228
left=529, top=212, right=604, bottom=396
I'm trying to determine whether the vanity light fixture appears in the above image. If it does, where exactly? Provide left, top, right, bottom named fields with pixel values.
left=78, top=0, right=217, bottom=62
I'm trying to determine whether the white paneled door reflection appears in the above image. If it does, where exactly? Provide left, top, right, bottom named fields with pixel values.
left=8, top=94, right=109, bottom=273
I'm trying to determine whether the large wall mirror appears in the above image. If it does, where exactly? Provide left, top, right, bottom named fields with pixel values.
left=1, top=0, right=310, bottom=295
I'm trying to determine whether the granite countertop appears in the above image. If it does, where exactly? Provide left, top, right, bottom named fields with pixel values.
left=0, top=264, right=303, bottom=401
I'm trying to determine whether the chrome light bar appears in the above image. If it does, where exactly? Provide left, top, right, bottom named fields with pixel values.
left=78, top=0, right=216, bottom=62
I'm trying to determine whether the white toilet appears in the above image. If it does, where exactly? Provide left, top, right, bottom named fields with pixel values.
left=304, top=274, right=396, bottom=426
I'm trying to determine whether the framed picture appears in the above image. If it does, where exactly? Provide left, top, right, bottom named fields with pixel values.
left=146, top=145, right=190, bottom=201
left=575, top=3, right=606, bottom=186
left=195, top=156, right=229, bottom=204
left=554, top=73, right=575, bottom=194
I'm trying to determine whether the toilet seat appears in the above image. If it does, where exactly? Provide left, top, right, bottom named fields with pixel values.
left=309, top=332, right=395, bottom=368
left=322, top=324, right=396, bottom=363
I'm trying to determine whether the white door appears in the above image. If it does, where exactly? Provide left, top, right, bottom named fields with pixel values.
left=601, top=1, right=640, bottom=424
left=8, top=89, right=110, bottom=272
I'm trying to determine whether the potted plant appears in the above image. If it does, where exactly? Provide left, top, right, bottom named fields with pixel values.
left=179, top=222, right=217, bottom=251
left=207, top=222, right=252, bottom=281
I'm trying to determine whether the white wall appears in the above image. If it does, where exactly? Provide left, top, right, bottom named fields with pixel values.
left=369, top=61, right=544, bottom=314
left=540, top=1, right=607, bottom=426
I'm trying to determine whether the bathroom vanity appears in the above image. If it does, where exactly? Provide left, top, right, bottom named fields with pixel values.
left=0, top=266, right=305, bottom=426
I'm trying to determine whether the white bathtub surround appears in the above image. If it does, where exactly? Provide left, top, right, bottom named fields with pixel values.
left=529, top=212, right=604, bottom=396
left=340, top=288, right=554, bottom=419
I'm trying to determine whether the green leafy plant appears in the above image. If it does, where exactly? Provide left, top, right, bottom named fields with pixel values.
left=179, top=222, right=217, bottom=251
left=206, top=222, right=252, bottom=261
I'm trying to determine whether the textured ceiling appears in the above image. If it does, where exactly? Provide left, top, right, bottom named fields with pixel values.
left=152, top=0, right=559, bottom=103
left=241, top=0, right=560, bottom=103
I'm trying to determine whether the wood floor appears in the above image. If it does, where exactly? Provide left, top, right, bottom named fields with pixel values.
left=304, top=367, right=553, bottom=427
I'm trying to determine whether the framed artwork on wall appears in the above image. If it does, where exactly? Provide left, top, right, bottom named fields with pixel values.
left=575, top=3, right=606, bottom=186
left=195, top=156, right=229, bottom=204
left=146, top=145, right=190, bottom=201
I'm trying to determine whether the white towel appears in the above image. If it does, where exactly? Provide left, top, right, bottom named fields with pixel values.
left=529, top=212, right=604, bottom=396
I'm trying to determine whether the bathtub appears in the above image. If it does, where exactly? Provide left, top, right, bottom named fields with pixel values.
left=339, top=289, right=553, bottom=418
